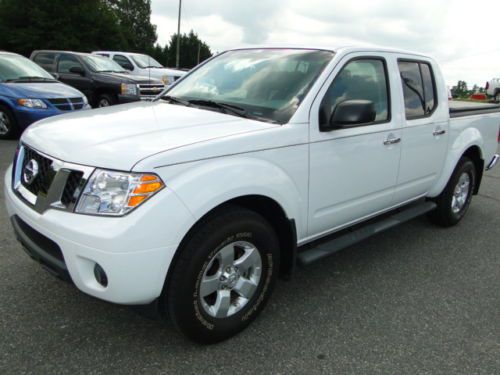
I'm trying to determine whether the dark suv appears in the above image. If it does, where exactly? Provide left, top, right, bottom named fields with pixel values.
left=30, top=51, right=165, bottom=107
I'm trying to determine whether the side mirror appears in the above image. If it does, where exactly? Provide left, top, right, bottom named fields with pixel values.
left=69, top=66, right=85, bottom=76
left=51, top=72, right=60, bottom=80
left=324, top=100, right=376, bottom=130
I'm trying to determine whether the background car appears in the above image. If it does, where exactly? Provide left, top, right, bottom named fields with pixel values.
left=485, top=78, right=500, bottom=102
left=30, top=51, right=165, bottom=107
left=0, top=51, right=89, bottom=139
left=92, top=51, right=185, bottom=86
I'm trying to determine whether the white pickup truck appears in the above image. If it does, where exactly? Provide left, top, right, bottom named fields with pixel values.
left=5, top=46, right=500, bottom=343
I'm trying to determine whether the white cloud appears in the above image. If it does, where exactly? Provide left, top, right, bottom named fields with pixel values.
left=152, top=0, right=500, bottom=86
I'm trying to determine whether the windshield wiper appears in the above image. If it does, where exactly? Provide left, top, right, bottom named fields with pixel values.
left=161, top=95, right=191, bottom=106
left=187, top=99, right=281, bottom=124
left=5, top=76, right=57, bottom=82
left=188, top=99, right=247, bottom=117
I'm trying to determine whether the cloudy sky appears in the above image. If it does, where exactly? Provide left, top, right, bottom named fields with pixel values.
left=151, top=0, right=500, bottom=88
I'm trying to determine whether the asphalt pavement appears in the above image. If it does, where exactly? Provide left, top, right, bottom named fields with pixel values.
left=0, top=140, right=499, bottom=374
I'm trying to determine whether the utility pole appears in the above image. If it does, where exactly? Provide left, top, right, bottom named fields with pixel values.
left=197, top=41, right=201, bottom=65
left=176, top=0, right=182, bottom=69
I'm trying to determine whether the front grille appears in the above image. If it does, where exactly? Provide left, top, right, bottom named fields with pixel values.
left=61, top=171, right=84, bottom=206
left=13, top=145, right=91, bottom=213
left=138, top=84, right=165, bottom=100
left=47, top=97, right=85, bottom=111
left=21, top=147, right=55, bottom=196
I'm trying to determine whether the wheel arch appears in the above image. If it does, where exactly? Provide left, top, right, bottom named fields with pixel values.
left=428, top=128, right=485, bottom=198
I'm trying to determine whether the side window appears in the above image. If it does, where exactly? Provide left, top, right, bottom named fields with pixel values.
left=320, top=58, right=390, bottom=126
left=420, top=63, right=436, bottom=114
left=57, top=54, right=83, bottom=73
left=113, top=55, right=133, bottom=70
left=398, top=61, right=437, bottom=118
left=33, top=53, right=56, bottom=70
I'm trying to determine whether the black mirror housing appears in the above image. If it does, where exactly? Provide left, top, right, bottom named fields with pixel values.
left=69, top=66, right=85, bottom=76
left=322, top=100, right=376, bottom=131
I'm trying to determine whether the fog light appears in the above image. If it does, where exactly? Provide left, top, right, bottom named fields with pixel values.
left=94, top=263, right=108, bottom=287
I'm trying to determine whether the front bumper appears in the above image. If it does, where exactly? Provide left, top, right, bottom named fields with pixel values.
left=13, top=104, right=91, bottom=130
left=4, top=165, right=195, bottom=304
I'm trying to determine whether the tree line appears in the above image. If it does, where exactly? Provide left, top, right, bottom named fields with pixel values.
left=0, top=0, right=212, bottom=69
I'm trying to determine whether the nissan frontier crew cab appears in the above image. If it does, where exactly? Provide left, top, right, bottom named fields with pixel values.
left=5, top=46, right=500, bottom=344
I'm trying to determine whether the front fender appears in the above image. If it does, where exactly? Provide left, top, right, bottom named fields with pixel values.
left=156, top=156, right=306, bottom=239
left=428, top=127, right=483, bottom=197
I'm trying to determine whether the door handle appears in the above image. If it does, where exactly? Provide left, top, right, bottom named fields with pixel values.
left=383, top=136, right=401, bottom=145
left=433, top=129, right=446, bottom=136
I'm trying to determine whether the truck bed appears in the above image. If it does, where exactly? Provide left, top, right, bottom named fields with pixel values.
left=449, top=100, right=500, bottom=118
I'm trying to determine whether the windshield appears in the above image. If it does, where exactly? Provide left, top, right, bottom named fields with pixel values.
left=83, top=55, right=126, bottom=73
left=131, top=54, right=163, bottom=68
left=165, top=49, right=334, bottom=123
left=0, top=54, right=55, bottom=81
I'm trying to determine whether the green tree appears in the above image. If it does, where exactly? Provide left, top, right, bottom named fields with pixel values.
left=165, top=30, right=212, bottom=69
left=107, top=0, right=157, bottom=52
left=454, top=80, right=468, bottom=98
left=0, top=0, right=127, bottom=56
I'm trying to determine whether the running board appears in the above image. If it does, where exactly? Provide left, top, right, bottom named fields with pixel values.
left=297, top=201, right=437, bottom=266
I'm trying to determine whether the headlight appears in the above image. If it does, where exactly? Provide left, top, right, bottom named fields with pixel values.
left=75, top=169, right=164, bottom=216
left=121, top=83, right=138, bottom=96
left=161, top=75, right=171, bottom=85
left=18, top=99, right=47, bottom=109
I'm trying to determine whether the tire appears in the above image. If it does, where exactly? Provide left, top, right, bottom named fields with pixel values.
left=0, top=104, right=20, bottom=139
left=163, top=206, right=280, bottom=344
left=428, top=157, right=476, bottom=227
left=96, top=93, right=117, bottom=108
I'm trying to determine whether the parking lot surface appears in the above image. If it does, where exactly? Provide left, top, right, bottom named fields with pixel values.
left=0, top=140, right=499, bottom=374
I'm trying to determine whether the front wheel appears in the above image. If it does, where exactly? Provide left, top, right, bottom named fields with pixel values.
left=428, top=157, right=476, bottom=227
left=96, top=93, right=117, bottom=108
left=0, top=105, right=19, bottom=139
left=163, top=206, right=280, bottom=344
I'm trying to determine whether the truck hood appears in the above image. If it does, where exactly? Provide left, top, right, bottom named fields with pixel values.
left=97, top=72, right=162, bottom=84
left=22, top=101, right=278, bottom=170
left=144, top=67, right=186, bottom=79
left=2, top=82, right=84, bottom=99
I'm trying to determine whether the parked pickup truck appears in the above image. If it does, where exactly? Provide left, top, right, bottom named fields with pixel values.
left=485, top=78, right=500, bottom=102
left=5, top=46, right=500, bottom=344
left=30, top=51, right=165, bottom=107
left=92, top=51, right=186, bottom=86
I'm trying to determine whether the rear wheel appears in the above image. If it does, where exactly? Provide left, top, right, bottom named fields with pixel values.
left=163, top=206, right=280, bottom=344
left=428, top=157, right=476, bottom=227
left=0, top=105, right=19, bottom=139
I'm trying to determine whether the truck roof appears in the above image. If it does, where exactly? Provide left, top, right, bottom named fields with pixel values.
left=226, top=45, right=433, bottom=59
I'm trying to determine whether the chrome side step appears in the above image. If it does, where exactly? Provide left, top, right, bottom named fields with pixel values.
left=297, top=201, right=437, bottom=266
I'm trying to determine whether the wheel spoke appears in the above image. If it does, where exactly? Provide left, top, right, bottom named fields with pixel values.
left=213, top=289, right=231, bottom=318
left=217, top=244, right=235, bottom=268
left=233, top=278, right=258, bottom=299
left=200, top=273, right=220, bottom=297
left=234, top=246, right=261, bottom=274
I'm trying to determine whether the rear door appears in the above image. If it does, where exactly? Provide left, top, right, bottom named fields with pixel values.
left=307, top=53, right=402, bottom=238
left=393, top=58, right=449, bottom=203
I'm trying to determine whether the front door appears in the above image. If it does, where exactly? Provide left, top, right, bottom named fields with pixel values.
left=307, top=54, right=401, bottom=239
left=56, top=54, right=92, bottom=98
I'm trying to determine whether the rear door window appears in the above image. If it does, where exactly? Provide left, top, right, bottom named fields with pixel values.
left=398, top=61, right=437, bottom=119
left=33, top=52, right=56, bottom=71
